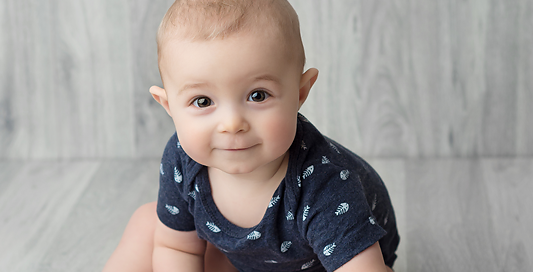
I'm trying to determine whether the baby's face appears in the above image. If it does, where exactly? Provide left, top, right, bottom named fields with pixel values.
left=159, top=32, right=305, bottom=175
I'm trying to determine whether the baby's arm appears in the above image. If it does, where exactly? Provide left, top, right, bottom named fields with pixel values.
left=335, top=242, right=392, bottom=272
left=152, top=218, right=206, bottom=272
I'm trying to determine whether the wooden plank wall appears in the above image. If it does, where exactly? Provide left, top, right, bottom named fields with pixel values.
left=1, top=0, right=531, bottom=159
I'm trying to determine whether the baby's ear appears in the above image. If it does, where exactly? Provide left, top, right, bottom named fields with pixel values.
left=298, top=68, right=319, bottom=109
left=149, top=86, right=172, bottom=116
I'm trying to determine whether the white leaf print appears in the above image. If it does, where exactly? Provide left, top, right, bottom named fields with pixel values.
left=371, top=194, right=377, bottom=211
left=247, top=231, right=261, bottom=240
left=281, top=241, right=292, bottom=253
left=321, top=156, right=330, bottom=164
left=335, top=203, right=350, bottom=216
left=268, top=195, right=280, bottom=208
left=206, top=222, right=221, bottom=233
left=297, top=176, right=301, bottom=187
left=303, top=205, right=310, bottom=221
left=177, top=141, right=181, bottom=148
left=340, top=170, right=350, bottom=180
left=195, top=183, right=200, bottom=193
left=302, top=165, right=314, bottom=179
left=174, top=167, right=182, bottom=183
left=369, top=216, right=377, bottom=225
left=323, top=243, right=336, bottom=256
left=165, top=204, right=179, bottom=215
left=301, top=140, right=307, bottom=150
left=329, top=142, right=341, bottom=154
left=188, top=191, right=197, bottom=200
left=264, top=260, right=278, bottom=264
left=286, top=211, right=295, bottom=221
left=160, top=163, right=164, bottom=175
left=301, top=259, right=316, bottom=270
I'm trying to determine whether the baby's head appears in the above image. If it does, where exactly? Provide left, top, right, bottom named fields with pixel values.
left=156, top=0, right=306, bottom=72
left=150, top=0, right=318, bottom=175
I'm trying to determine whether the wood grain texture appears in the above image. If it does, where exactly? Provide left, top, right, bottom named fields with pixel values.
left=0, top=160, right=159, bottom=272
left=0, top=161, right=101, bottom=271
left=404, top=159, right=533, bottom=271
left=1, top=0, right=532, bottom=159
left=38, top=160, right=159, bottom=272
left=293, top=0, right=533, bottom=157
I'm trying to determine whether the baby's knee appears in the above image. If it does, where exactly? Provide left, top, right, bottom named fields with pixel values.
left=134, top=202, right=157, bottom=217
left=128, top=202, right=157, bottom=232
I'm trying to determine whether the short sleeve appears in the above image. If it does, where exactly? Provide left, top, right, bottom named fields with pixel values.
left=298, top=162, right=387, bottom=272
left=156, top=133, right=196, bottom=231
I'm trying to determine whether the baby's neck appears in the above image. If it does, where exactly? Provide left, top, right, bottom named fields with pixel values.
left=207, top=153, right=289, bottom=228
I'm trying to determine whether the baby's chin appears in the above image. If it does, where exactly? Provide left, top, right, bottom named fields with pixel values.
left=209, top=164, right=259, bottom=175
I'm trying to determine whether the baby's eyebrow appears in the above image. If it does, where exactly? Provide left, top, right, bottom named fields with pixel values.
left=179, top=82, right=209, bottom=93
left=253, top=74, right=281, bottom=85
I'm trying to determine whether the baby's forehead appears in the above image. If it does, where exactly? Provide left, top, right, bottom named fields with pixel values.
left=159, top=28, right=303, bottom=73
left=159, top=32, right=295, bottom=73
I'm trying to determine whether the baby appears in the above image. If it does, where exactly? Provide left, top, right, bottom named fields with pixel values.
left=104, top=0, right=399, bottom=271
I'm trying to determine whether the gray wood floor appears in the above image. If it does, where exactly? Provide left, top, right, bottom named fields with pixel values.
left=0, top=158, right=531, bottom=272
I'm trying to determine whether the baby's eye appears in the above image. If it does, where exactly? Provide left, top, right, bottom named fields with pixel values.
left=192, top=96, right=213, bottom=108
left=248, top=90, right=270, bottom=102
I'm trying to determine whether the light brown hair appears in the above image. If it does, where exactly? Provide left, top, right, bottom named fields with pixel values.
left=156, top=0, right=306, bottom=69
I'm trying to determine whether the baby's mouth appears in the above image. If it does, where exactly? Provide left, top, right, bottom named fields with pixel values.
left=221, top=144, right=258, bottom=151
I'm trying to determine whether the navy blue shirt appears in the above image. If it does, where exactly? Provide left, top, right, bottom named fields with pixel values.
left=157, top=114, right=399, bottom=271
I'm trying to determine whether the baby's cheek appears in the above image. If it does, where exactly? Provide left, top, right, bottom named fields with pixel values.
left=264, top=116, right=297, bottom=149
left=175, top=123, right=211, bottom=164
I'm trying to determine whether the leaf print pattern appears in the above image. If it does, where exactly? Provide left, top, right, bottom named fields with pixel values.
left=302, top=165, right=314, bottom=179
left=321, top=156, right=330, bottom=164
left=160, top=163, right=164, bottom=175
left=369, top=216, right=377, bottom=225
left=165, top=204, right=179, bottom=215
left=323, top=243, right=336, bottom=256
left=174, top=167, right=182, bottom=183
left=297, top=176, right=301, bottom=188
left=177, top=141, right=181, bottom=148
left=286, top=211, right=295, bottom=221
left=371, top=194, right=377, bottom=211
left=340, top=169, right=350, bottom=180
left=301, top=259, right=316, bottom=270
left=247, top=231, right=261, bottom=240
left=188, top=190, right=197, bottom=200
left=329, top=142, right=341, bottom=154
left=268, top=195, right=280, bottom=208
left=301, top=140, right=307, bottom=150
left=195, top=183, right=200, bottom=193
left=264, top=260, right=278, bottom=264
left=302, top=205, right=310, bottom=221
left=335, top=203, right=350, bottom=216
left=206, top=222, right=221, bottom=233
left=281, top=241, right=292, bottom=253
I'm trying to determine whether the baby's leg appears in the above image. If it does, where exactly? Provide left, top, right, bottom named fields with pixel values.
left=103, top=202, right=238, bottom=272
left=102, top=202, right=157, bottom=272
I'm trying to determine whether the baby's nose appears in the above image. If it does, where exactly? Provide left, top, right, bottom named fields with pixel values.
left=217, top=109, right=250, bottom=133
